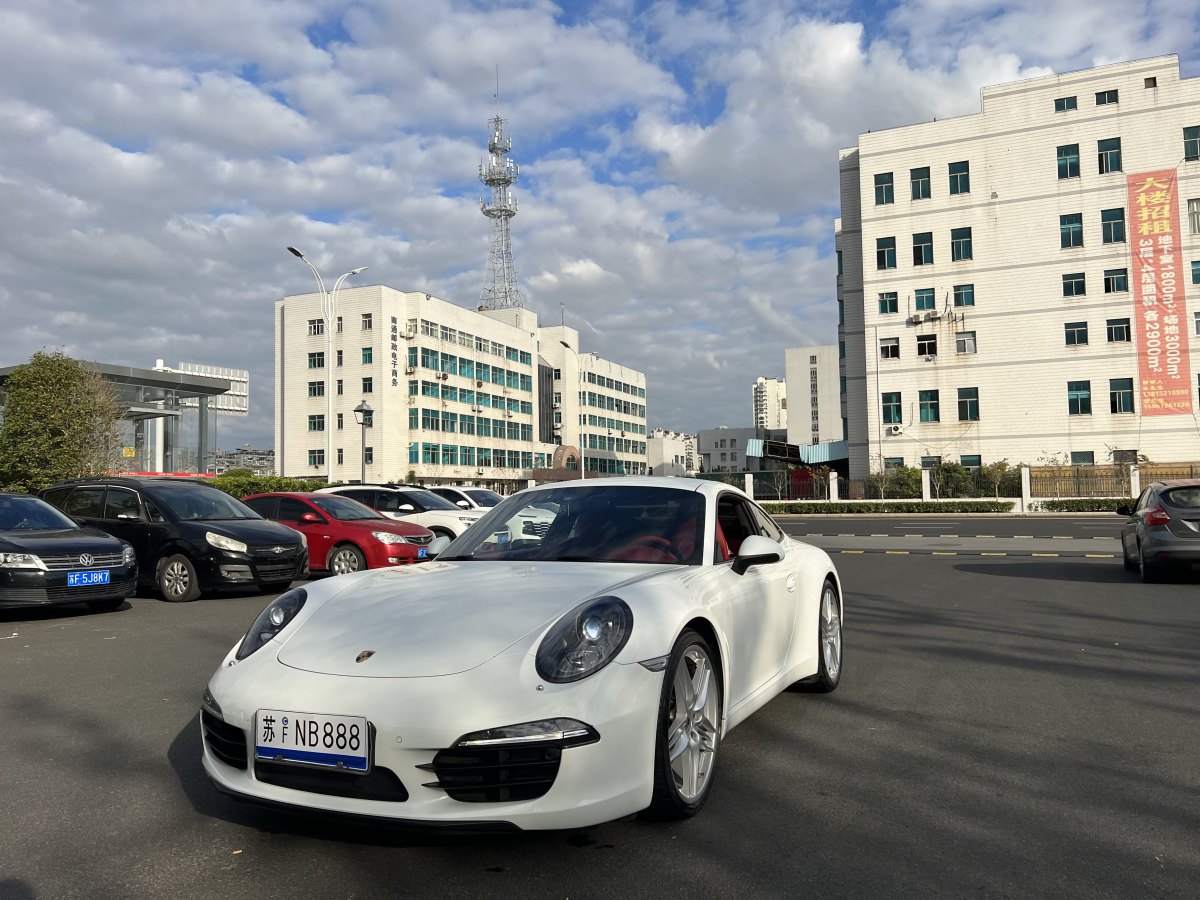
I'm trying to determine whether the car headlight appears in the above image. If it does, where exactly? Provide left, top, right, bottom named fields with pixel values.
left=458, top=516, right=477, bottom=524
left=122, top=545, right=136, bottom=565
left=0, top=552, right=46, bottom=570
left=371, top=531, right=410, bottom=545
left=207, top=531, right=248, bottom=554
left=236, top=588, right=307, bottom=660
left=535, top=596, right=632, bottom=684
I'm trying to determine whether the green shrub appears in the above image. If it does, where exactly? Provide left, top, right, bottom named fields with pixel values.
left=208, top=474, right=328, bottom=499
left=1036, top=498, right=1134, bottom=513
left=761, top=500, right=1016, bottom=514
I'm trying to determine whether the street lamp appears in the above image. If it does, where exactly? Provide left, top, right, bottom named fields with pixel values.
left=353, top=399, right=373, bottom=485
left=287, top=247, right=367, bottom=483
left=559, top=340, right=586, bottom=479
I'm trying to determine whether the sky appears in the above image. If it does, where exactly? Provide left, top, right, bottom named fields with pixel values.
left=2, top=0, right=1198, bottom=450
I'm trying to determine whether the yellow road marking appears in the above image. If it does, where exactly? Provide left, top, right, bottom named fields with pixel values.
left=932, top=551, right=957, bottom=556
left=840, top=550, right=865, bottom=554
left=981, top=552, right=1007, bottom=556
left=1032, top=552, right=1059, bottom=557
left=1086, top=553, right=1116, bottom=558
left=886, top=550, right=910, bottom=555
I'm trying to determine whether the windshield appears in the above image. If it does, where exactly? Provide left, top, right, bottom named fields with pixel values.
left=374, top=489, right=461, bottom=513
left=464, top=489, right=504, bottom=507
left=155, top=486, right=260, bottom=521
left=441, top=485, right=705, bottom=565
left=310, top=495, right=384, bottom=521
left=0, top=495, right=79, bottom=531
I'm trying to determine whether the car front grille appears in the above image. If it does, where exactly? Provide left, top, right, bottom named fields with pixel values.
left=2, top=577, right=136, bottom=605
left=202, top=710, right=248, bottom=770
left=253, top=561, right=302, bottom=581
left=522, top=522, right=550, bottom=538
left=404, top=534, right=433, bottom=546
left=416, top=745, right=562, bottom=802
left=39, top=551, right=127, bottom=570
left=254, top=760, right=409, bottom=802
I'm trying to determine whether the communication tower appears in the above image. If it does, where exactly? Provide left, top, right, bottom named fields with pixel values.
left=478, top=85, right=523, bottom=309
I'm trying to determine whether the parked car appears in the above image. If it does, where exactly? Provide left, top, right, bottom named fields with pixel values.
left=0, top=492, right=137, bottom=612
left=241, top=492, right=435, bottom=575
left=200, top=476, right=843, bottom=830
left=40, top=478, right=308, bottom=602
left=427, top=485, right=504, bottom=510
left=1117, top=479, right=1200, bottom=582
left=314, top=485, right=485, bottom=538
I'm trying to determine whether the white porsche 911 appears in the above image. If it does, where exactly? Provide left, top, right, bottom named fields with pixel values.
left=201, top=477, right=843, bottom=831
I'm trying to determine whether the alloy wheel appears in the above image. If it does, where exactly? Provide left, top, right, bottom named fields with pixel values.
left=666, top=644, right=720, bottom=802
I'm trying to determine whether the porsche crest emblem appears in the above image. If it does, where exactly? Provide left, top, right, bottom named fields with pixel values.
left=355, top=650, right=376, bottom=664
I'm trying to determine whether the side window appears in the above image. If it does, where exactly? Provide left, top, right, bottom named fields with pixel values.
left=344, top=490, right=377, bottom=508
left=102, top=488, right=141, bottom=521
left=277, top=498, right=311, bottom=522
left=62, top=487, right=106, bottom=518
left=716, top=494, right=757, bottom=557
left=397, top=492, right=425, bottom=511
left=242, top=497, right=277, bottom=519
left=41, top=487, right=71, bottom=508
left=1134, top=487, right=1157, bottom=512
left=144, top=499, right=167, bottom=523
left=748, top=504, right=785, bottom=543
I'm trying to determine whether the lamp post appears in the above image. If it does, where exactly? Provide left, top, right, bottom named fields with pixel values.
left=559, top=340, right=586, bottom=479
left=353, top=400, right=373, bottom=485
left=287, top=247, right=367, bottom=483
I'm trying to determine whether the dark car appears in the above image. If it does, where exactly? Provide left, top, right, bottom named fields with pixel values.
left=40, top=478, right=308, bottom=602
left=241, top=492, right=435, bottom=574
left=0, top=492, right=137, bottom=612
left=1117, top=480, right=1200, bottom=582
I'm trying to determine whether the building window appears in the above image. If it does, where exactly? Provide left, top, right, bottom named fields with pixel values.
left=880, top=337, right=900, bottom=359
left=1145, top=77, right=1157, bottom=89
left=1068, top=381, right=1092, bottom=415
left=874, top=172, right=894, bottom=205
left=1056, top=144, right=1080, bottom=179
left=917, top=334, right=937, bottom=357
left=1101, top=208, right=1126, bottom=244
left=948, top=161, right=970, bottom=195
left=307, top=381, right=324, bottom=397
left=1186, top=126, right=1200, bottom=162
left=1095, top=89, right=1118, bottom=105
left=837, top=249, right=843, bottom=275
left=1194, top=260, right=1200, bottom=284
left=364, top=446, right=374, bottom=465
left=1104, top=268, right=1128, bottom=293
left=362, top=411, right=374, bottom=428
left=953, top=284, right=975, bottom=307
left=913, top=232, right=934, bottom=266
left=308, top=449, right=325, bottom=467
left=914, top=288, right=935, bottom=311
left=336, top=316, right=343, bottom=333
left=881, top=392, right=902, bottom=424
left=911, top=167, right=931, bottom=200
left=1054, top=96, right=1077, bottom=112
left=1098, top=137, right=1122, bottom=174
left=336, top=413, right=344, bottom=430
left=877, top=237, right=896, bottom=270
left=878, top=292, right=899, bottom=314
left=884, top=457, right=904, bottom=469
left=957, top=387, right=979, bottom=421
left=307, top=351, right=325, bottom=369
left=1189, top=199, right=1200, bottom=234
left=361, top=313, right=373, bottom=330
left=1063, top=272, right=1086, bottom=296
left=362, top=377, right=373, bottom=394
left=336, top=349, right=343, bottom=367
left=308, top=319, right=325, bottom=336
left=336, top=448, right=344, bottom=465
left=960, top=454, right=982, bottom=469
left=307, top=414, right=325, bottom=432
left=921, top=456, right=941, bottom=469
left=1110, top=378, right=1134, bottom=414
left=361, top=347, right=373, bottom=364
left=1060, top=213, right=1083, bottom=248
left=1071, top=451, right=1095, bottom=465
left=919, top=390, right=940, bottom=423
left=1107, top=318, right=1131, bottom=342
left=336, top=379, right=343, bottom=395
left=956, top=331, right=977, bottom=354
left=1064, top=321, right=1088, bottom=346
left=951, top=227, right=973, bottom=261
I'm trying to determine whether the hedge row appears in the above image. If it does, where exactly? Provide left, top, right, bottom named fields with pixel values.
left=207, top=474, right=329, bottom=498
left=761, top=500, right=1016, bottom=514
left=1034, top=498, right=1133, bottom=513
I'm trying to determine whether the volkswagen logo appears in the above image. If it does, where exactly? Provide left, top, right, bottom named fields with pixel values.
left=78, top=553, right=94, bottom=567
left=355, top=650, right=376, bottom=664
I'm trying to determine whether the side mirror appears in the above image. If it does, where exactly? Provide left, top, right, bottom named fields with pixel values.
left=398, top=504, right=416, bottom=513
left=426, top=535, right=453, bottom=558
left=1115, top=505, right=1132, bottom=517
left=300, top=512, right=323, bottom=523
left=115, top=511, right=141, bottom=521
left=456, top=499, right=471, bottom=509
left=731, top=534, right=784, bottom=576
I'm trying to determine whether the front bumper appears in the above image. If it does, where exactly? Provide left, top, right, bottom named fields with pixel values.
left=201, top=645, right=663, bottom=830
left=196, top=548, right=309, bottom=589
left=0, top=563, right=138, bottom=608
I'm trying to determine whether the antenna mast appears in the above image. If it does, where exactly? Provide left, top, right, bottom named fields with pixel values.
left=478, top=68, right=524, bottom=309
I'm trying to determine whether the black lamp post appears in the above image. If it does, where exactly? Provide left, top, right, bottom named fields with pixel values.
left=352, top=400, right=373, bottom=484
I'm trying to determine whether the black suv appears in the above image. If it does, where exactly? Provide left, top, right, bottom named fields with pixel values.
left=40, top=478, right=308, bottom=602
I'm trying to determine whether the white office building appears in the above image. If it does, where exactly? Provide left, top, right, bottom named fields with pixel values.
left=784, top=345, right=842, bottom=447
left=275, top=286, right=647, bottom=486
left=751, top=376, right=787, bottom=430
left=647, top=429, right=696, bottom=476
left=838, top=54, right=1200, bottom=478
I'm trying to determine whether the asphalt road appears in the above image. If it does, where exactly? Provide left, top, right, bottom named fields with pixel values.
left=2, top=550, right=1198, bottom=899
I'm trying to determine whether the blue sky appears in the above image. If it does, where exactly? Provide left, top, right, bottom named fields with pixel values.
left=1, top=0, right=1198, bottom=450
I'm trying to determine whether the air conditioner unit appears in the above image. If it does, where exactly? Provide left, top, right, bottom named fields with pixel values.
left=552, top=403, right=560, bottom=409
left=908, top=314, right=923, bottom=325
left=404, top=366, right=415, bottom=374
left=506, top=412, right=514, bottom=418
left=476, top=380, right=484, bottom=387
left=404, top=326, right=417, bottom=339
left=471, top=405, right=480, bottom=412
left=923, top=354, right=935, bottom=362
left=438, top=372, right=449, bottom=380
left=887, top=424, right=904, bottom=435
left=925, top=310, right=942, bottom=321
left=553, top=423, right=562, bottom=430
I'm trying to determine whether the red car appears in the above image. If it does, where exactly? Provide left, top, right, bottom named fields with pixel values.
left=241, top=492, right=434, bottom=574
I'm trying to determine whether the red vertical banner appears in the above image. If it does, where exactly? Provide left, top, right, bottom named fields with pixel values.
left=1128, top=170, right=1193, bottom=415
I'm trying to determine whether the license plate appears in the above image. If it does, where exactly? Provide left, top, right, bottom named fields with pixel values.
left=254, top=709, right=370, bottom=773
left=417, top=547, right=427, bottom=559
left=67, top=570, right=110, bottom=587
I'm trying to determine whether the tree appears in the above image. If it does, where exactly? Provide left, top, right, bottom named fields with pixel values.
left=979, top=459, right=1011, bottom=500
left=0, top=351, right=123, bottom=492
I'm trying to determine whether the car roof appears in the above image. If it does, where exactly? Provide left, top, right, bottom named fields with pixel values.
left=47, top=476, right=220, bottom=490
left=1153, top=479, right=1200, bottom=489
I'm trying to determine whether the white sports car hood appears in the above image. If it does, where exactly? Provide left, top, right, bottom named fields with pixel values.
left=275, top=562, right=657, bottom=678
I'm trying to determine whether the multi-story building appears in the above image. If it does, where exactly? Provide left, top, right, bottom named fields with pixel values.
left=784, top=345, right=842, bottom=446
left=647, top=429, right=696, bottom=476
left=838, top=54, right=1200, bottom=478
left=751, top=376, right=787, bottom=430
left=697, top=426, right=786, bottom=474
left=275, top=286, right=647, bottom=486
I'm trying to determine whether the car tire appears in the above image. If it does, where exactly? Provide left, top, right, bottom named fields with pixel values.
left=791, top=579, right=844, bottom=693
left=86, top=597, right=125, bottom=612
left=1122, top=540, right=1138, bottom=571
left=158, top=554, right=201, bottom=602
left=642, top=629, right=721, bottom=821
left=329, top=544, right=367, bottom=575
left=1138, top=544, right=1162, bottom=584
